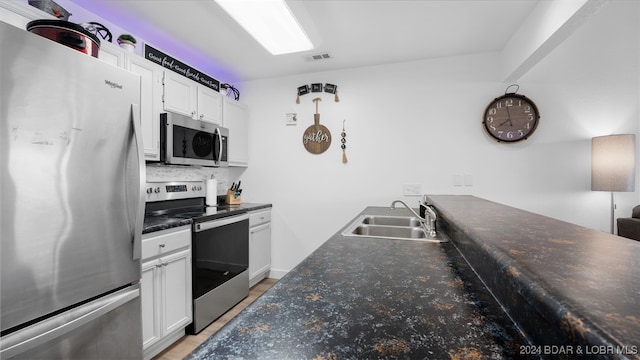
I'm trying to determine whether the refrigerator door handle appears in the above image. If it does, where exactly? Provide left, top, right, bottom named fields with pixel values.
left=130, top=104, right=145, bottom=260
left=0, top=287, right=140, bottom=359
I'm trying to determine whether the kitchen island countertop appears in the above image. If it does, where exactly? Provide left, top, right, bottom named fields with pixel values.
left=187, top=206, right=531, bottom=359
left=425, top=195, right=640, bottom=359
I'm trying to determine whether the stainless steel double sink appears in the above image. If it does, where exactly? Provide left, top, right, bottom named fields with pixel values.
left=342, top=215, right=448, bottom=242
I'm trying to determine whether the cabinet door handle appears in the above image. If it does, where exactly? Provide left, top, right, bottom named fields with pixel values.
left=199, top=114, right=204, bottom=119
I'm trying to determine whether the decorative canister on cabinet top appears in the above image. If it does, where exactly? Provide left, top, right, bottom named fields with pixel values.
left=26, top=19, right=100, bottom=57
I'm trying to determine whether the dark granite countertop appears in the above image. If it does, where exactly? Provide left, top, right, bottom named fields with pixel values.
left=142, top=215, right=192, bottom=235
left=143, top=203, right=272, bottom=234
left=425, top=195, right=640, bottom=359
left=187, top=206, right=533, bottom=359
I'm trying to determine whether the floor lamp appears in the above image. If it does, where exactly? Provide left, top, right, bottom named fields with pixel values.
left=591, top=134, right=636, bottom=234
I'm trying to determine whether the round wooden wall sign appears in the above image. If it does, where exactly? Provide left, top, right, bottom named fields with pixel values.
left=303, top=115, right=332, bottom=154
left=303, top=98, right=332, bottom=154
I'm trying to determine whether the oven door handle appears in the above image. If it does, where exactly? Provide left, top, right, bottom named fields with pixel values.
left=195, top=213, right=249, bottom=232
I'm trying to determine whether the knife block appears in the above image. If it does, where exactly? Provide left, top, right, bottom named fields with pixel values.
left=225, top=190, right=241, bottom=205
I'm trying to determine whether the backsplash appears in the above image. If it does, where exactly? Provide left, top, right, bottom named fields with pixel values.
left=146, top=163, right=229, bottom=195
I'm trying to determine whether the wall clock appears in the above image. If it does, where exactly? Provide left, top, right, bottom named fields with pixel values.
left=482, top=88, right=540, bottom=143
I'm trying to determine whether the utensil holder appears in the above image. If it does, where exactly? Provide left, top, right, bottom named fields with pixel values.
left=226, top=190, right=241, bottom=205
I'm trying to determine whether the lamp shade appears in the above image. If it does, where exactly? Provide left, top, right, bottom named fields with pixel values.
left=591, top=134, right=636, bottom=192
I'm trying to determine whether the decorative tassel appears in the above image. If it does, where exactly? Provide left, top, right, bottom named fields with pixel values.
left=296, top=95, right=300, bottom=104
left=335, top=90, right=340, bottom=102
left=341, top=120, right=347, bottom=164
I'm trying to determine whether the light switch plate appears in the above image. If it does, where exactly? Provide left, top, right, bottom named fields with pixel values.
left=453, top=174, right=463, bottom=186
left=464, top=174, right=473, bottom=186
left=402, top=183, right=422, bottom=196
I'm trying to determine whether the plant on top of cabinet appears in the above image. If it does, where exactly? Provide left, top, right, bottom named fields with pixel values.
left=117, top=34, right=136, bottom=52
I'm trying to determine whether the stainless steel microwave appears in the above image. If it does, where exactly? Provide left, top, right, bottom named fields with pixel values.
left=160, top=112, right=228, bottom=167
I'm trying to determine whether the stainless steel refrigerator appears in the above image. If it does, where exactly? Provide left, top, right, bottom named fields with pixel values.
left=0, top=20, right=145, bottom=359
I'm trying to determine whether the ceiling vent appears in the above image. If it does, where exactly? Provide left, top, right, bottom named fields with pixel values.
left=305, top=52, right=332, bottom=62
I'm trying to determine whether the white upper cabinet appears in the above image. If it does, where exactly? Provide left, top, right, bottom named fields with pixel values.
left=197, top=85, right=223, bottom=124
left=162, top=71, right=197, bottom=118
left=68, top=37, right=161, bottom=161
left=128, top=55, right=162, bottom=161
left=163, top=71, right=222, bottom=125
left=98, top=42, right=125, bottom=68
left=222, top=97, right=249, bottom=166
left=0, top=1, right=53, bottom=29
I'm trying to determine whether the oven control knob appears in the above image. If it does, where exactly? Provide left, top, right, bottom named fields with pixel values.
left=154, top=187, right=160, bottom=193
left=146, top=188, right=152, bottom=194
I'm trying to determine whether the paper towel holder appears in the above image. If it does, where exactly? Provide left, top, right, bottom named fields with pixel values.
left=206, top=175, right=218, bottom=206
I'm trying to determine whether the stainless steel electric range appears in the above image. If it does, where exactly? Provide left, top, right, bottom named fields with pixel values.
left=145, top=180, right=249, bottom=334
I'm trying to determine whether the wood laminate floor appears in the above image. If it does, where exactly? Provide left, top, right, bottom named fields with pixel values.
left=152, top=278, right=278, bottom=360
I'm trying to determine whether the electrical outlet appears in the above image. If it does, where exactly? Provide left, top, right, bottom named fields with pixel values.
left=403, top=183, right=422, bottom=196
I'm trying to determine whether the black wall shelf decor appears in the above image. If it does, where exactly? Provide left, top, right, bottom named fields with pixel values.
left=296, top=83, right=339, bottom=103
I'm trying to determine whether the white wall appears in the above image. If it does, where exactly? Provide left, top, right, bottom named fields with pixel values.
left=239, top=1, right=639, bottom=276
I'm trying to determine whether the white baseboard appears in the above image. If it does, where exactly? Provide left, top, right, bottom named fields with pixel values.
left=267, top=269, right=288, bottom=279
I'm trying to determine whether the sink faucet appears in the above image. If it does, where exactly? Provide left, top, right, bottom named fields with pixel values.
left=390, top=200, right=437, bottom=237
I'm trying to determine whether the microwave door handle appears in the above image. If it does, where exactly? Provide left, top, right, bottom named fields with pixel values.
left=215, top=128, right=222, bottom=163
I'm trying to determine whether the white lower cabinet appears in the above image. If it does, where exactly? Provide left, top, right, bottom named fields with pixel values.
left=249, top=209, right=272, bottom=287
left=141, top=225, right=192, bottom=360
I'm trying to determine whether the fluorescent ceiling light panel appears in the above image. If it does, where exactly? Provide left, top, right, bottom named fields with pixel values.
left=215, top=0, right=313, bottom=55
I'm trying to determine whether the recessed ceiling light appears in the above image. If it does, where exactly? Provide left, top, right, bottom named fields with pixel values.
left=215, top=0, right=313, bottom=55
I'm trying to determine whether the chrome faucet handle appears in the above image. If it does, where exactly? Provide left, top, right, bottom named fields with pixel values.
left=391, top=199, right=438, bottom=237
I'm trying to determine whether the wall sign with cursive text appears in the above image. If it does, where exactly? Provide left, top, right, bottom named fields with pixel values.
left=144, top=44, right=220, bottom=91
left=303, top=127, right=331, bottom=154
left=303, top=97, right=332, bottom=154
